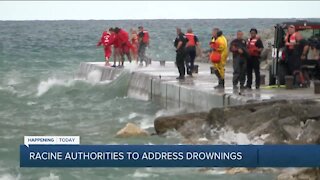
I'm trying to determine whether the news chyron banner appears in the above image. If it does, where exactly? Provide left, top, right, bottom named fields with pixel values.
left=21, top=136, right=320, bottom=167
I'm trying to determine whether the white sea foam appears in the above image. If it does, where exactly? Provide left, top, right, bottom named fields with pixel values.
left=163, top=129, right=184, bottom=140
left=118, top=117, right=126, bottom=123
left=0, top=174, right=20, bottom=180
left=36, top=78, right=75, bottom=97
left=128, top=112, right=138, bottom=119
left=39, top=173, right=60, bottom=180
left=27, top=101, right=37, bottom=106
left=132, top=171, right=151, bottom=178
left=36, top=71, right=111, bottom=96
left=155, top=109, right=184, bottom=118
left=216, top=128, right=251, bottom=144
left=132, top=170, right=158, bottom=178
left=139, top=118, right=154, bottom=129
left=211, top=127, right=266, bottom=145
left=39, top=173, right=59, bottom=180
left=86, top=70, right=102, bottom=84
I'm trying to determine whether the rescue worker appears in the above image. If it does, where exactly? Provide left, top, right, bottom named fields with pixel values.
left=174, top=28, right=188, bottom=80
left=130, top=29, right=139, bottom=64
left=285, top=25, right=297, bottom=51
left=210, top=28, right=228, bottom=89
left=230, top=30, right=248, bottom=89
left=185, top=28, right=199, bottom=76
left=114, top=27, right=132, bottom=67
left=97, top=28, right=113, bottom=66
left=292, top=32, right=309, bottom=87
left=246, top=28, right=264, bottom=89
left=284, top=25, right=300, bottom=77
left=138, top=26, right=150, bottom=66
left=109, top=28, right=121, bottom=67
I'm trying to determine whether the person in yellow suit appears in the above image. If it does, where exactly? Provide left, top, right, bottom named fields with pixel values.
left=210, top=28, right=228, bottom=89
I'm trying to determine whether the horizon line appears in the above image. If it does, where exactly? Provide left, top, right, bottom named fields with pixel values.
left=1, top=17, right=320, bottom=21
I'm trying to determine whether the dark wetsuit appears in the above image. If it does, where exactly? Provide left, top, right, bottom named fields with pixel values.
left=174, top=33, right=188, bottom=78
left=230, top=38, right=248, bottom=87
left=138, top=31, right=148, bottom=64
left=186, top=35, right=199, bottom=75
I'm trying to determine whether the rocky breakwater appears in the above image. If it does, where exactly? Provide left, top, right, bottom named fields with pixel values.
left=154, top=99, right=320, bottom=179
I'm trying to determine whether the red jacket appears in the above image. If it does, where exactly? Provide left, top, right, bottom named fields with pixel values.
left=97, top=31, right=111, bottom=46
left=112, top=33, right=120, bottom=48
left=101, top=33, right=118, bottom=48
left=117, top=29, right=130, bottom=46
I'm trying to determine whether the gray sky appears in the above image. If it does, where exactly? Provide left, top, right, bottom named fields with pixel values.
left=0, top=1, right=319, bottom=20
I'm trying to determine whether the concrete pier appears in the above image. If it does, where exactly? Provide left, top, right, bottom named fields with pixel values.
left=77, top=61, right=320, bottom=111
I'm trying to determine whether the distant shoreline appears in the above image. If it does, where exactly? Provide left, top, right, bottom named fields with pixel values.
left=1, top=18, right=320, bottom=22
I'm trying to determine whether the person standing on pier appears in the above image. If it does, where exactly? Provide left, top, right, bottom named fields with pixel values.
left=246, top=28, right=264, bottom=89
left=114, top=27, right=132, bottom=67
left=130, top=28, right=139, bottom=64
left=138, top=26, right=150, bottom=66
left=107, top=28, right=121, bottom=67
left=292, top=32, right=309, bottom=87
left=185, top=28, right=199, bottom=76
left=97, top=28, right=114, bottom=66
left=230, top=30, right=248, bottom=89
left=174, top=28, right=188, bottom=80
left=210, top=28, right=228, bottom=89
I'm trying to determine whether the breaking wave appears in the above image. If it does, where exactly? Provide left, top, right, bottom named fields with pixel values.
left=35, top=70, right=130, bottom=97
left=36, top=78, right=78, bottom=97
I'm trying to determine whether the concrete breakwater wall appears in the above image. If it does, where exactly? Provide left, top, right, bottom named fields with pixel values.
left=77, top=62, right=254, bottom=111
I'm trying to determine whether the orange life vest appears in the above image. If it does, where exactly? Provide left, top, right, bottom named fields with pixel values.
left=185, top=33, right=196, bottom=47
left=247, top=38, right=260, bottom=56
left=285, top=32, right=296, bottom=50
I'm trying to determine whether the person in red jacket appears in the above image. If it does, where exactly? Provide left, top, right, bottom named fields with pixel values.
left=97, top=28, right=113, bottom=66
left=114, top=27, right=132, bottom=67
left=105, top=28, right=121, bottom=67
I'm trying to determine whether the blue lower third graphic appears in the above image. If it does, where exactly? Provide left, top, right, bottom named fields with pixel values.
left=20, top=145, right=320, bottom=167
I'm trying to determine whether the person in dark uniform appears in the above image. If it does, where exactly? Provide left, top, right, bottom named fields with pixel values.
left=230, top=30, right=248, bottom=89
left=138, top=26, right=150, bottom=66
left=246, top=28, right=264, bottom=89
left=174, top=28, right=188, bottom=80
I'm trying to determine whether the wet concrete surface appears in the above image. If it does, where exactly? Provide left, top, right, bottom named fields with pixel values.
left=84, top=61, right=320, bottom=107
left=83, top=61, right=320, bottom=108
